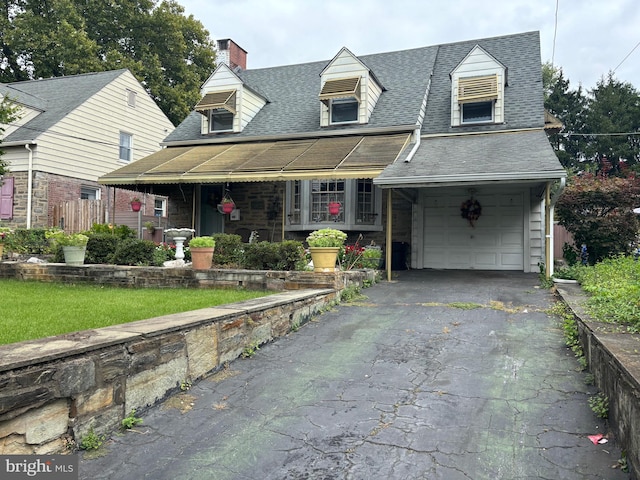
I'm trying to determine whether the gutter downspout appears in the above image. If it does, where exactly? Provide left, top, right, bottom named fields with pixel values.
left=25, top=144, right=33, bottom=229
left=386, top=189, right=393, bottom=282
left=403, top=127, right=422, bottom=163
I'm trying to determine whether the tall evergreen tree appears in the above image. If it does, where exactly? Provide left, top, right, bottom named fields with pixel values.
left=584, top=74, right=640, bottom=174
left=543, top=63, right=588, bottom=172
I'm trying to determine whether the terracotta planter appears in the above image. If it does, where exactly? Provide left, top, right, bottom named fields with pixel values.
left=190, top=247, right=214, bottom=270
left=309, top=247, right=340, bottom=272
left=130, top=201, right=142, bottom=212
left=62, top=246, right=86, bottom=266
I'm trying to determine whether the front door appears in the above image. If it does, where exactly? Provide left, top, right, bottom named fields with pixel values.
left=199, top=185, right=224, bottom=235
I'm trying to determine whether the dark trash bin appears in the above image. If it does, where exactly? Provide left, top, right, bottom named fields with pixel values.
left=391, top=241, right=409, bottom=270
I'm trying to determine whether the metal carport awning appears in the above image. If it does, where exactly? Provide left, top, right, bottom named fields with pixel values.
left=99, top=134, right=411, bottom=185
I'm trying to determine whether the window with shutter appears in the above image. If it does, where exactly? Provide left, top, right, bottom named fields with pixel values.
left=0, top=177, right=14, bottom=220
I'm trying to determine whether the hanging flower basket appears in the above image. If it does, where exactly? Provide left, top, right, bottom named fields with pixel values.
left=328, top=202, right=341, bottom=216
left=460, top=198, right=482, bottom=227
left=221, top=201, right=235, bottom=214
left=130, top=198, right=142, bottom=212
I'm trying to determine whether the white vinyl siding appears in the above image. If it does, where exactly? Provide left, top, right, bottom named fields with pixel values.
left=10, top=71, right=174, bottom=181
left=451, top=46, right=505, bottom=126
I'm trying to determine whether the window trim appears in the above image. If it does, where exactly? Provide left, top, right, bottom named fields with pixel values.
left=119, top=132, right=133, bottom=162
left=80, top=186, right=100, bottom=200
left=329, top=97, right=359, bottom=125
left=209, top=108, right=234, bottom=133
left=461, top=101, right=495, bottom=124
left=285, top=179, right=382, bottom=232
left=154, top=198, right=167, bottom=217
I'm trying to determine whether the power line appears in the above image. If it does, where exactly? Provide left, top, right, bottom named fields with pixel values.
left=4, top=121, right=164, bottom=154
left=612, top=39, right=640, bottom=75
left=551, top=0, right=559, bottom=65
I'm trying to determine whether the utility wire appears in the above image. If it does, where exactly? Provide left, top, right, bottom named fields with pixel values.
left=4, top=121, right=164, bottom=154
left=551, top=0, right=559, bottom=65
left=612, top=39, right=640, bottom=75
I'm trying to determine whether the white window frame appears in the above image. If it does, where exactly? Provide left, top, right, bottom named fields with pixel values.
left=80, top=186, right=100, bottom=200
left=330, top=97, right=359, bottom=124
left=209, top=108, right=234, bottom=132
left=154, top=198, right=167, bottom=217
left=285, top=179, right=382, bottom=232
left=119, top=132, right=133, bottom=162
left=461, top=101, right=495, bottom=124
left=126, top=89, right=137, bottom=107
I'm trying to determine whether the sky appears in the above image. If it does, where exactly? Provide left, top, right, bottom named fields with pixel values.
left=178, top=0, right=640, bottom=91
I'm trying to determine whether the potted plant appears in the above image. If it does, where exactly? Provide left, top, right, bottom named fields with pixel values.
left=189, top=236, right=216, bottom=270
left=328, top=202, right=341, bottom=216
left=306, top=228, right=347, bottom=272
left=130, top=197, right=142, bottom=212
left=220, top=197, right=235, bottom=214
left=143, top=221, right=156, bottom=235
left=46, top=229, right=89, bottom=266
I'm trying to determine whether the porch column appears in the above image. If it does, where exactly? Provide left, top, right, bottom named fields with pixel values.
left=386, top=189, right=393, bottom=281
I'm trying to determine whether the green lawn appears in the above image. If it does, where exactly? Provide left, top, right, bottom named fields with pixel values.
left=1, top=280, right=271, bottom=345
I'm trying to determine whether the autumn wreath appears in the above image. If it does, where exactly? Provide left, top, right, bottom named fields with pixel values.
left=460, top=198, right=482, bottom=227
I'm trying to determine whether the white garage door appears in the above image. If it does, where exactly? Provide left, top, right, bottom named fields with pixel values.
left=422, top=190, right=524, bottom=270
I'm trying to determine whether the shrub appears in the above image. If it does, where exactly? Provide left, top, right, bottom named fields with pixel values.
left=111, top=238, right=156, bottom=266
left=89, top=223, right=136, bottom=239
left=556, top=173, right=640, bottom=263
left=4, top=228, right=50, bottom=254
left=278, top=240, right=306, bottom=270
left=241, top=241, right=281, bottom=270
left=85, top=234, right=120, bottom=264
left=211, top=233, right=243, bottom=266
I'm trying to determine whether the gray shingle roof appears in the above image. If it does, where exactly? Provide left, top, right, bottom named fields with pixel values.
left=2, top=69, right=128, bottom=144
left=375, top=130, right=565, bottom=186
left=165, top=31, right=545, bottom=145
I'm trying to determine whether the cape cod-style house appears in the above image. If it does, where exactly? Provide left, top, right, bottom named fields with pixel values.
left=0, top=70, right=174, bottom=235
left=99, top=33, right=566, bottom=276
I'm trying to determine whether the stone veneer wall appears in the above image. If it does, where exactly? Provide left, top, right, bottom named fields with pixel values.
left=0, top=264, right=374, bottom=454
left=556, top=284, right=640, bottom=478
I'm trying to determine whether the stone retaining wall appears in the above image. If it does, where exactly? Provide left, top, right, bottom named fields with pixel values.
left=0, top=289, right=338, bottom=454
left=557, top=284, right=640, bottom=478
left=0, top=262, right=370, bottom=291
left=0, top=264, right=376, bottom=454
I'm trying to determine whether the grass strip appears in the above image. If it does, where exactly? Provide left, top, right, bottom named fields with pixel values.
left=1, top=280, right=271, bottom=345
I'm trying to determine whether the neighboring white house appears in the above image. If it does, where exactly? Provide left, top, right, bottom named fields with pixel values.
left=0, top=69, right=174, bottom=231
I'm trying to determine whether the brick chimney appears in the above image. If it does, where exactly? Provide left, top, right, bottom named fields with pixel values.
left=216, top=39, right=247, bottom=71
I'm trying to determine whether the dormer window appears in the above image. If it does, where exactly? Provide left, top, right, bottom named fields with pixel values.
left=462, top=101, right=494, bottom=124
left=210, top=108, right=234, bottom=131
left=330, top=97, right=359, bottom=124
left=451, top=46, right=505, bottom=127
left=195, top=89, right=237, bottom=133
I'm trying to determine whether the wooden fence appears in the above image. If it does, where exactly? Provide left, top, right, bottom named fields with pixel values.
left=52, top=200, right=105, bottom=233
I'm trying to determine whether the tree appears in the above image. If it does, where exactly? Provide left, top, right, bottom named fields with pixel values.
left=555, top=173, right=640, bottom=263
left=1, top=0, right=216, bottom=125
left=583, top=74, right=640, bottom=174
left=0, top=95, right=19, bottom=179
left=543, top=63, right=588, bottom=171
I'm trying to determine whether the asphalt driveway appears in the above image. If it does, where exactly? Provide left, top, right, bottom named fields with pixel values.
left=80, top=270, right=629, bottom=480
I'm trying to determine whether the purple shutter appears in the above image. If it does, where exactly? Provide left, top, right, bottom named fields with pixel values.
left=0, top=177, right=14, bottom=220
